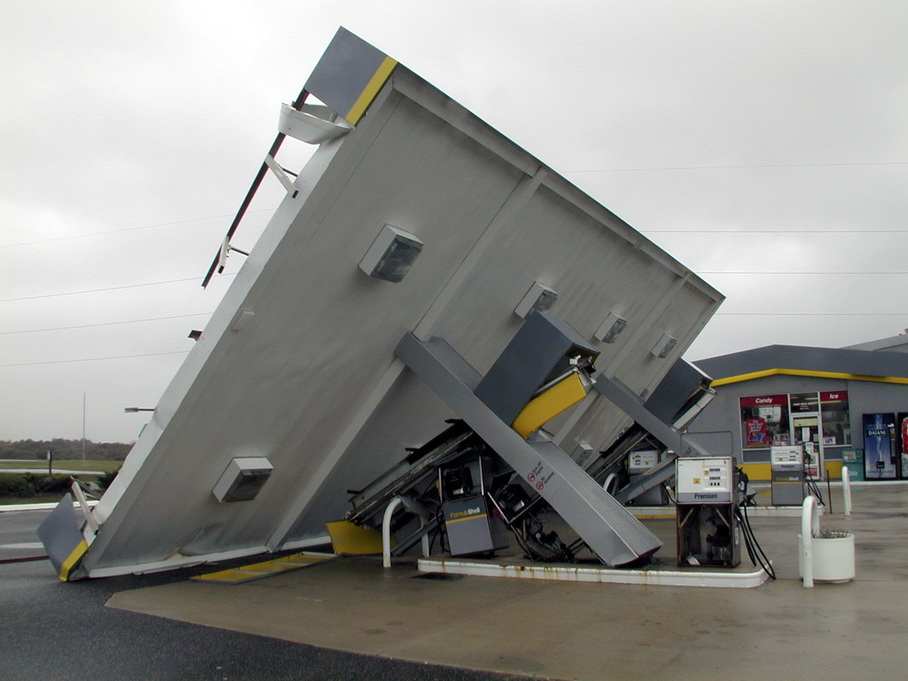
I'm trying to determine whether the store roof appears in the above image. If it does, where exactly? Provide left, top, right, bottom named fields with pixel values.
left=843, top=333, right=908, bottom=353
left=694, top=344, right=908, bottom=387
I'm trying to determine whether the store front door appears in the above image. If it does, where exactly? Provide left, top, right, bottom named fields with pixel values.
left=793, top=413, right=824, bottom=478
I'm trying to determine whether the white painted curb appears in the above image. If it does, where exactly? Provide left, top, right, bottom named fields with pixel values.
left=418, top=558, right=770, bottom=589
left=629, top=505, right=821, bottom=518
left=0, top=500, right=99, bottom=513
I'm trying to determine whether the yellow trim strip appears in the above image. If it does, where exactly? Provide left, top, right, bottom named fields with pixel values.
left=512, top=372, right=588, bottom=438
left=711, top=368, right=908, bottom=388
left=345, top=56, right=398, bottom=125
left=325, top=520, right=384, bottom=555
left=58, top=539, right=88, bottom=582
left=740, top=463, right=771, bottom=481
left=446, top=512, right=487, bottom=526
left=741, top=460, right=844, bottom=481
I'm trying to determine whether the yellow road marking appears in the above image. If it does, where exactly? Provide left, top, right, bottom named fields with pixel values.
left=192, top=552, right=334, bottom=585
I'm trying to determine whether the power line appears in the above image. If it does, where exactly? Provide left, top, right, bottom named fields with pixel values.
left=642, top=228, right=908, bottom=234
left=715, top=312, right=908, bottom=317
left=565, top=160, right=908, bottom=173
left=0, top=312, right=212, bottom=336
left=700, top=271, right=908, bottom=275
left=3, top=267, right=901, bottom=306
left=0, top=273, right=235, bottom=303
left=0, top=350, right=190, bottom=369
left=0, top=209, right=275, bottom=249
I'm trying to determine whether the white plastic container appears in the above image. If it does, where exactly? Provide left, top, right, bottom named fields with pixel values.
left=798, top=529, right=855, bottom=583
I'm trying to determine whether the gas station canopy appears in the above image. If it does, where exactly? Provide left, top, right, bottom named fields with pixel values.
left=42, top=28, right=722, bottom=579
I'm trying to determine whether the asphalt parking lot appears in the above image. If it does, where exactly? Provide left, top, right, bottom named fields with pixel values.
left=0, top=509, right=523, bottom=681
left=4, top=485, right=908, bottom=681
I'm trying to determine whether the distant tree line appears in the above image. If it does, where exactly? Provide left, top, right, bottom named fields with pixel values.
left=0, top=438, right=132, bottom=461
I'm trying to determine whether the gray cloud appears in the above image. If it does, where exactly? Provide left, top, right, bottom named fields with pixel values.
left=2, top=0, right=907, bottom=440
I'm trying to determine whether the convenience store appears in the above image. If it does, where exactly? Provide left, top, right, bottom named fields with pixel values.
left=686, top=336, right=908, bottom=481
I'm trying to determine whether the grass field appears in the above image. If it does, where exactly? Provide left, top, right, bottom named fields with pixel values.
left=0, top=459, right=121, bottom=473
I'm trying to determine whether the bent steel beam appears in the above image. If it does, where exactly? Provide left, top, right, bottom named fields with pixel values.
left=593, top=374, right=710, bottom=457
left=396, top=333, right=662, bottom=567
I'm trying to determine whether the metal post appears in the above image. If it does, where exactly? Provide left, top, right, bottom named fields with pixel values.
left=842, top=466, right=852, bottom=516
left=202, top=89, right=309, bottom=288
left=801, top=495, right=817, bottom=588
left=71, top=480, right=99, bottom=532
left=81, top=392, right=87, bottom=463
left=420, top=525, right=430, bottom=558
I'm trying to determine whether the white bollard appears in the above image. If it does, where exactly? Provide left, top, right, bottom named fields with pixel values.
left=801, top=495, right=818, bottom=588
left=421, top=526, right=430, bottom=558
left=382, top=496, right=405, bottom=569
left=842, top=466, right=852, bottom=516
left=383, top=496, right=432, bottom=568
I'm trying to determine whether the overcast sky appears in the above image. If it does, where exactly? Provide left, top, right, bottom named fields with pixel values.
left=2, top=1, right=907, bottom=442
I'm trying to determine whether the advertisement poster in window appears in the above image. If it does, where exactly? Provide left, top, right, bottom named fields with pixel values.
left=740, top=395, right=789, bottom=449
left=899, top=413, right=908, bottom=480
left=744, top=417, right=769, bottom=447
left=863, top=413, right=897, bottom=480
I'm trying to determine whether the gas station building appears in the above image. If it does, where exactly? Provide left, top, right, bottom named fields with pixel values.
left=686, top=334, right=908, bottom=481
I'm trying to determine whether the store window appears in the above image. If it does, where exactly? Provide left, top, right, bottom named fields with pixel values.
left=820, top=391, right=851, bottom=446
left=740, top=394, right=790, bottom=448
left=790, top=392, right=819, bottom=413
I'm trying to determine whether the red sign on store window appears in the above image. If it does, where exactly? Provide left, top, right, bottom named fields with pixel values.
left=744, top=418, right=769, bottom=445
left=820, top=391, right=848, bottom=402
left=740, top=394, right=787, bottom=407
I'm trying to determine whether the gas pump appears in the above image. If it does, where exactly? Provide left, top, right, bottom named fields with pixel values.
left=675, top=457, right=740, bottom=568
left=770, top=446, right=804, bottom=506
left=626, top=450, right=666, bottom=505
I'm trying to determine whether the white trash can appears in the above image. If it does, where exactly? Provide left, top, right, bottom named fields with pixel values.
left=798, top=529, right=855, bottom=583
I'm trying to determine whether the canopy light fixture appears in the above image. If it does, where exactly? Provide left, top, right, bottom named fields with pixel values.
left=359, top=224, right=424, bottom=282
left=651, top=332, right=678, bottom=359
left=213, top=457, right=274, bottom=503
left=594, top=311, right=627, bottom=343
left=514, top=281, right=558, bottom=319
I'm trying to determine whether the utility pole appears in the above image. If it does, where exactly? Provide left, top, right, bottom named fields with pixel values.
left=82, top=392, right=87, bottom=463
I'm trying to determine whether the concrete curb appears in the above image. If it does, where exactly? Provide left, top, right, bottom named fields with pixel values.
left=419, top=557, right=771, bottom=588
left=0, top=500, right=98, bottom=513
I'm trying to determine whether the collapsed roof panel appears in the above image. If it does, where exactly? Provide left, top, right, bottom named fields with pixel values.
left=61, top=28, right=721, bottom=577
